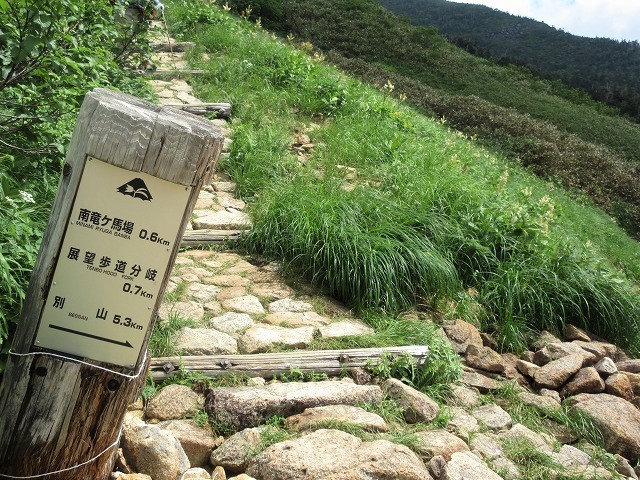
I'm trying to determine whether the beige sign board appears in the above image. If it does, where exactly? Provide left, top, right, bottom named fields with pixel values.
left=35, top=157, right=192, bottom=367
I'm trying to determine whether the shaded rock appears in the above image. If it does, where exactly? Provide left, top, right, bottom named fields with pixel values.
left=350, top=367, right=372, bottom=385
left=533, top=354, right=583, bottom=389
left=501, top=352, right=530, bottom=386
left=624, top=371, right=640, bottom=396
left=382, top=378, right=439, bottom=423
left=519, top=350, right=536, bottom=363
left=443, top=451, right=503, bottom=480
left=573, top=340, right=617, bottom=361
left=596, top=357, right=618, bottom=376
left=533, top=343, right=596, bottom=366
left=209, top=312, right=254, bottom=336
left=562, top=367, right=605, bottom=397
left=284, top=404, right=388, bottom=432
left=268, top=298, right=314, bottom=313
left=211, top=466, right=227, bottom=480
left=606, top=373, right=634, bottom=401
left=221, top=295, right=265, bottom=315
left=449, top=384, right=481, bottom=408
left=617, top=360, right=640, bottom=374
left=146, top=385, right=205, bottom=421
left=428, top=455, right=447, bottom=480
left=566, top=393, right=640, bottom=462
left=157, top=419, right=222, bottom=468
left=414, top=430, right=469, bottom=461
left=444, top=320, right=483, bottom=354
left=564, top=324, right=591, bottom=342
left=532, top=331, right=562, bottom=350
left=480, top=332, right=498, bottom=350
left=112, top=474, right=152, bottom=480
left=174, top=327, right=238, bottom=356
left=460, top=370, right=500, bottom=393
left=262, top=311, right=330, bottom=327
left=238, top=325, right=314, bottom=354
left=318, top=320, right=374, bottom=338
left=472, top=404, right=512, bottom=431
left=464, top=345, right=505, bottom=373
left=206, top=381, right=383, bottom=430
left=614, top=454, right=638, bottom=479
left=539, top=388, right=562, bottom=404
left=246, top=429, right=432, bottom=480
left=552, top=444, right=591, bottom=467
left=210, top=427, right=265, bottom=474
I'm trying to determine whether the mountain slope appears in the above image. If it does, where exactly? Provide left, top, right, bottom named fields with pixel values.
left=378, top=0, right=640, bottom=121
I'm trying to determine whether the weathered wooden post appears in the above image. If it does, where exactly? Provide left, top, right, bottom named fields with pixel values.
left=0, top=88, right=223, bottom=479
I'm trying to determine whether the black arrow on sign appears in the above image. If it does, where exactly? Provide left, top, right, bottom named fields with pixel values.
left=48, top=324, right=134, bottom=348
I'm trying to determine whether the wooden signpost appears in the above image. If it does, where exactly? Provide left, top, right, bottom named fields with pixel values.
left=0, top=88, right=223, bottom=479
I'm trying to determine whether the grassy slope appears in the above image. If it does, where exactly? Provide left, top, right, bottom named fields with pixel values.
left=220, top=0, right=640, bottom=239
left=167, top=1, right=640, bottom=354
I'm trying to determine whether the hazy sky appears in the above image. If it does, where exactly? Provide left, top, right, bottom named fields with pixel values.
left=457, top=0, right=640, bottom=42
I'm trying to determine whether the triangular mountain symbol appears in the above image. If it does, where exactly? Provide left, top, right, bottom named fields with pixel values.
left=117, top=178, right=153, bottom=201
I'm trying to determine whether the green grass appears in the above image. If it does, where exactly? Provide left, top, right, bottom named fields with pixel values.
left=148, top=313, right=198, bottom=357
left=166, top=0, right=640, bottom=354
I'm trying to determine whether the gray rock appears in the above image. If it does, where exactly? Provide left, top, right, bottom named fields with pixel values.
left=173, top=327, right=238, bottom=356
left=181, top=468, right=213, bottom=480
left=262, top=311, right=330, bottom=327
left=318, top=320, right=374, bottom=338
left=472, top=404, right=512, bottom=431
left=216, top=287, right=248, bottom=300
left=428, top=455, right=447, bottom=480
left=617, top=360, right=640, bottom=374
left=566, top=393, right=640, bottom=463
left=382, top=378, right=440, bottom=423
left=250, top=283, right=295, bottom=301
left=246, top=429, right=432, bottom=480
left=533, top=354, right=583, bottom=389
left=206, top=381, right=383, bottom=430
left=460, top=370, right=500, bottom=393
left=210, top=427, right=265, bottom=474
left=209, top=312, right=254, bottom=336
left=539, top=388, right=562, bottom=404
left=596, top=357, right=618, bottom=376
left=443, top=451, right=503, bottom=480
left=465, top=345, right=505, bottom=373
left=285, top=405, right=388, bottom=432
left=449, top=384, right=481, bottom=408
left=158, top=301, right=205, bottom=323
left=413, top=430, right=470, bottom=461
left=564, top=324, right=591, bottom=342
left=552, top=444, right=591, bottom=468
left=146, top=385, right=205, bottom=421
left=469, top=433, right=503, bottom=460
left=573, top=341, right=617, bottom=362
left=516, top=360, right=540, bottom=379
left=187, top=283, right=221, bottom=302
left=606, top=373, right=634, bottom=401
left=532, top=331, right=562, bottom=350
left=268, top=298, right=315, bottom=313
left=192, top=209, right=250, bottom=230
left=562, top=366, right=605, bottom=397
left=519, top=391, right=560, bottom=409
left=534, top=342, right=596, bottom=366
left=444, top=320, right=483, bottom=354
left=446, top=407, right=479, bottom=440
left=498, top=424, right=553, bottom=454
left=490, top=457, right=520, bottom=479
left=221, top=295, right=265, bottom=315
left=614, top=454, right=638, bottom=479
left=157, top=419, right=222, bottom=468
left=238, top=325, right=314, bottom=354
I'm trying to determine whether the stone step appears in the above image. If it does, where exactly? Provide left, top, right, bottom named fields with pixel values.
left=181, top=229, right=246, bottom=247
left=152, top=41, right=196, bottom=52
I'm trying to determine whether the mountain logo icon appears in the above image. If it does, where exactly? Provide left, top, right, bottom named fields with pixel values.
left=117, top=178, right=153, bottom=201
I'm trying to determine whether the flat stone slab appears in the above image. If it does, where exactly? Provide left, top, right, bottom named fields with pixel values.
left=245, top=429, right=432, bottom=480
left=173, top=327, right=238, bottom=355
left=192, top=209, right=250, bottom=230
left=285, top=405, right=388, bottom=432
left=444, top=451, right=503, bottom=480
left=472, top=404, right=512, bottom=431
left=206, top=381, right=383, bottom=430
left=187, top=283, right=220, bottom=302
left=268, top=298, right=315, bottom=313
left=262, top=311, right=330, bottom=327
left=158, top=301, right=205, bottom=322
left=238, top=325, right=314, bottom=354
left=221, top=295, right=265, bottom=315
left=319, top=320, right=374, bottom=338
left=209, top=312, right=254, bottom=336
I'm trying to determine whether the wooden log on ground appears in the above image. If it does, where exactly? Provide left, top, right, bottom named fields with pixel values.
left=141, top=69, right=206, bottom=79
left=171, top=102, right=232, bottom=119
left=150, top=345, right=430, bottom=381
left=181, top=229, right=245, bottom=247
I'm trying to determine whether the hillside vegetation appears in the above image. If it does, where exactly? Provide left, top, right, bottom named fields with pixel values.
left=378, top=0, right=640, bottom=121
left=221, top=0, right=640, bottom=239
left=165, top=0, right=640, bottom=355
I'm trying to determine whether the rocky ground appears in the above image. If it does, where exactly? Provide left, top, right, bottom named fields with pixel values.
left=111, top=37, right=640, bottom=480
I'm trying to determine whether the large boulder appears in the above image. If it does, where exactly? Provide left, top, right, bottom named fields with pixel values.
left=246, top=429, right=432, bottom=480
left=382, top=378, right=440, bottom=423
left=561, top=367, right=605, bottom=397
left=285, top=405, right=388, bottom=432
left=533, top=354, right=583, bottom=389
left=444, top=320, right=483, bottom=354
left=146, top=384, right=205, bottom=421
left=206, top=381, right=383, bottom=430
left=464, top=345, right=505, bottom=373
left=157, top=419, right=222, bottom=468
left=566, top=393, right=640, bottom=463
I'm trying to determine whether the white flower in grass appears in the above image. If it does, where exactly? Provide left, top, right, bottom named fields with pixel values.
left=18, top=191, right=35, bottom=203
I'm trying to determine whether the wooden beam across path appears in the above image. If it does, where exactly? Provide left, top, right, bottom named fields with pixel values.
left=149, top=345, right=430, bottom=381
left=171, top=102, right=232, bottom=119
left=0, top=88, right=223, bottom=479
left=181, top=228, right=245, bottom=247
